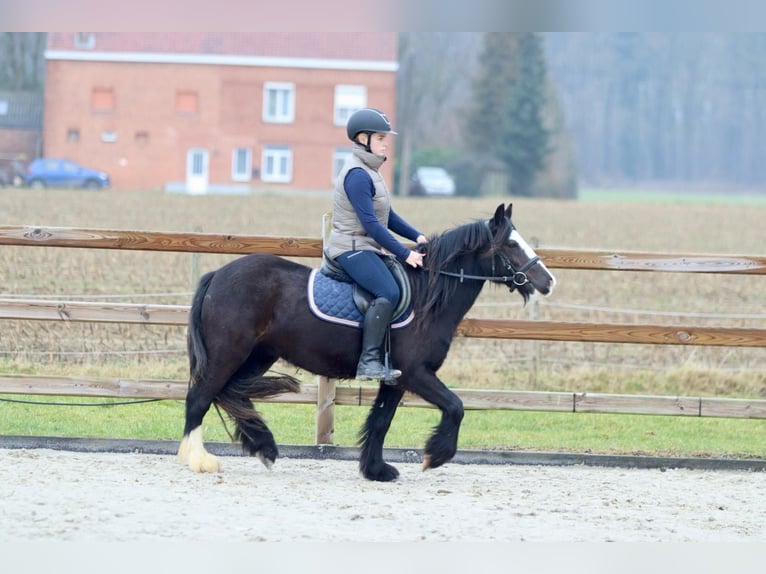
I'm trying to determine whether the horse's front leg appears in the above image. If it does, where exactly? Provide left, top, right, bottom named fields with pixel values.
left=359, top=383, right=405, bottom=482
left=408, top=372, right=464, bottom=470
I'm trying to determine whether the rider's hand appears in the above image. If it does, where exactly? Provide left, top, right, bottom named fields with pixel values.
left=405, top=250, right=424, bottom=268
left=416, top=234, right=428, bottom=245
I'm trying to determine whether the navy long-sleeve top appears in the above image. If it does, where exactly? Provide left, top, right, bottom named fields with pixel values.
left=344, top=167, right=422, bottom=261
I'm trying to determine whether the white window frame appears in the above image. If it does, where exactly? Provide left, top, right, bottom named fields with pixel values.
left=334, top=85, right=366, bottom=126
left=231, top=147, right=252, bottom=182
left=263, top=82, right=295, bottom=124
left=332, top=148, right=353, bottom=185
left=74, top=32, right=95, bottom=49
left=261, top=145, right=292, bottom=183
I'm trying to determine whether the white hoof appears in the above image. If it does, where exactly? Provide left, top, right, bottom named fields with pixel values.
left=178, top=427, right=221, bottom=473
left=189, top=450, right=221, bottom=473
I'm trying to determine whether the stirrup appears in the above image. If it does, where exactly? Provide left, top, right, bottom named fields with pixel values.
left=355, top=361, right=401, bottom=383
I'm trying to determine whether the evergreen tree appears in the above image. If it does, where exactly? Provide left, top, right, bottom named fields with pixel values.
left=465, top=33, right=551, bottom=196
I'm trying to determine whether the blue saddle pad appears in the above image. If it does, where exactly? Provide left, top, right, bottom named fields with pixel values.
left=307, top=269, right=414, bottom=329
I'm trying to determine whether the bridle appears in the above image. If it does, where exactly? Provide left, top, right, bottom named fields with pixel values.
left=437, top=244, right=540, bottom=288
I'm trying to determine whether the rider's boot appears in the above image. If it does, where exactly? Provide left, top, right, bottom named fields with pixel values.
left=355, top=297, right=401, bottom=384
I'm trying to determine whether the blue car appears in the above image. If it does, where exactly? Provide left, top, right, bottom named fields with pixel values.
left=25, top=158, right=110, bottom=190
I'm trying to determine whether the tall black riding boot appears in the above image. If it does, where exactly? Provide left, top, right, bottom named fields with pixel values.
left=355, top=297, right=402, bottom=383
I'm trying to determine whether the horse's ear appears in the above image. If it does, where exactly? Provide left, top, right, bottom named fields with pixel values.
left=505, top=203, right=513, bottom=219
left=493, top=204, right=506, bottom=226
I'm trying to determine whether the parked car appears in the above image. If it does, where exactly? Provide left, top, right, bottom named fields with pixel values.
left=408, top=166, right=456, bottom=196
left=24, top=158, right=110, bottom=190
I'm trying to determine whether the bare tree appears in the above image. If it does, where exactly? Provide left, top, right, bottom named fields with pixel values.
left=0, top=33, right=46, bottom=90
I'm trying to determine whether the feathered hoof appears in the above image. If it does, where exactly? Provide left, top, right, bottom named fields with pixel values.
left=188, top=451, right=221, bottom=473
left=256, top=451, right=274, bottom=470
left=178, top=428, right=221, bottom=473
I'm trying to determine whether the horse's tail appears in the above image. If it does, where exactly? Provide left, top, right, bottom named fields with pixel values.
left=187, top=270, right=216, bottom=388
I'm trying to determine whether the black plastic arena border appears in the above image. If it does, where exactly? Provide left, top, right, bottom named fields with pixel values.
left=1, top=435, right=764, bottom=472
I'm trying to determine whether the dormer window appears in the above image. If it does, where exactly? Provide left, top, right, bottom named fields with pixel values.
left=74, top=33, right=95, bottom=49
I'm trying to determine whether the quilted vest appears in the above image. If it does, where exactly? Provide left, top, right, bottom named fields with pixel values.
left=326, top=147, right=391, bottom=259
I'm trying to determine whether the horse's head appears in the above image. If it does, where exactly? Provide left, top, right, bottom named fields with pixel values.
left=487, top=203, right=556, bottom=300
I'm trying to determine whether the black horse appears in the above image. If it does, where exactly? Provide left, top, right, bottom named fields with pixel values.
left=178, top=204, right=556, bottom=481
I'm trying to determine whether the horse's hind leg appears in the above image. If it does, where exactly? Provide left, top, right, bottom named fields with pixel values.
left=179, top=347, right=282, bottom=472
left=178, top=374, right=229, bottom=473
left=359, top=384, right=405, bottom=482
left=223, top=395, right=279, bottom=468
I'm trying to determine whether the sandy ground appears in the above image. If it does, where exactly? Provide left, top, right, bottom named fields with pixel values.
left=1, top=447, right=765, bottom=542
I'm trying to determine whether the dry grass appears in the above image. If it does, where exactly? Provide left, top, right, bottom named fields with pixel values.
left=1, top=188, right=765, bottom=400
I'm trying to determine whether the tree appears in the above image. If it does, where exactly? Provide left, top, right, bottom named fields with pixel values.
left=502, top=33, right=551, bottom=196
left=395, top=33, right=479, bottom=195
left=465, top=33, right=551, bottom=196
left=0, top=33, right=46, bottom=90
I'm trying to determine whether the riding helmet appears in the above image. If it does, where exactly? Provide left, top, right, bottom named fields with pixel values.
left=346, top=108, right=398, bottom=142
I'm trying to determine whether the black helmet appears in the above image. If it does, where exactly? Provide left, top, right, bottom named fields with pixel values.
left=346, top=108, right=398, bottom=142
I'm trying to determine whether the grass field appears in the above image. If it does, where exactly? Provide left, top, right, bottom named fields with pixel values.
left=1, top=187, right=764, bottom=457
left=580, top=186, right=766, bottom=205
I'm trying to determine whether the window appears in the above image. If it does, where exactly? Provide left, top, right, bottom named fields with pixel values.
left=332, top=148, right=353, bottom=184
left=66, top=128, right=80, bottom=143
left=61, top=160, right=78, bottom=173
left=261, top=145, right=292, bottom=183
left=232, top=147, right=252, bottom=181
left=175, top=91, right=198, bottom=114
left=263, top=82, right=295, bottom=123
left=0, top=100, right=8, bottom=115
left=91, top=87, right=115, bottom=112
left=74, top=33, right=95, bottom=49
left=334, top=85, right=366, bottom=126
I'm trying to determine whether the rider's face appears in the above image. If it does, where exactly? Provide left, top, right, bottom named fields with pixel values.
left=361, top=132, right=389, bottom=158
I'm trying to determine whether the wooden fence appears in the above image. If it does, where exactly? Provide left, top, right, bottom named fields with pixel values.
left=2, top=225, right=766, bottom=443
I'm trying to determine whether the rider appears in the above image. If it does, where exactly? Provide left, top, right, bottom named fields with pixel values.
left=325, top=108, right=427, bottom=383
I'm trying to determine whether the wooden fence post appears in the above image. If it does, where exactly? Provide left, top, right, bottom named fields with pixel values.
left=315, top=375, right=336, bottom=444
left=528, top=237, right=541, bottom=387
left=314, top=213, right=336, bottom=444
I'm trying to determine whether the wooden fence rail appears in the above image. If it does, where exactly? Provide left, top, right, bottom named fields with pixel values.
left=1, top=226, right=765, bottom=441
left=2, top=225, right=766, bottom=274
left=2, top=298, right=765, bottom=348
left=1, top=374, right=764, bottom=419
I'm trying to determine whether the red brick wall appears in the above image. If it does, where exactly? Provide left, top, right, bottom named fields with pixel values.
left=43, top=60, right=396, bottom=191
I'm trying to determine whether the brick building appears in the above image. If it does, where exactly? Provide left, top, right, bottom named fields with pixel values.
left=43, top=33, right=398, bottom=192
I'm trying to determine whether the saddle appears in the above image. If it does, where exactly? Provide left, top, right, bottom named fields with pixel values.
left=306, top=252, right=413, bottom=329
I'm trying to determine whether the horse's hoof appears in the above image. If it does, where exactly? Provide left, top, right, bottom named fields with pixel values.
left=422, top=451, right=452, bottom=470
left=362, top=462, right=400, bottom=482
left=256, top=451, right=274, bottom=470
left=189, top=452, right=221, bottom=473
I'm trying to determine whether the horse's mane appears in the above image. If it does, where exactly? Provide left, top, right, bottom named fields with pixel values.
left=408, top=216, right=511, bottom=331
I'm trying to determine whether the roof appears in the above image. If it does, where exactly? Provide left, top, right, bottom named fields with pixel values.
left=46, top=33, right=398, bottom=66
left=0, top=91, right=43, bottom=129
